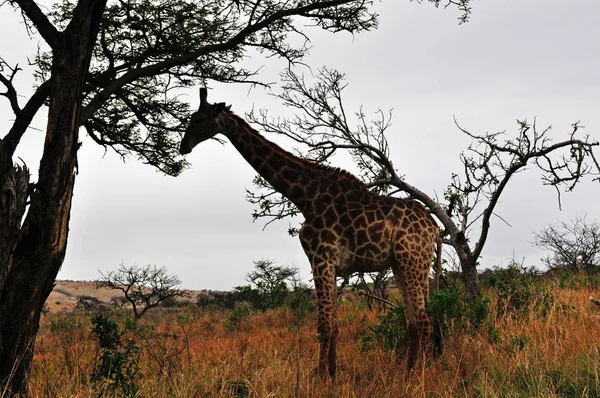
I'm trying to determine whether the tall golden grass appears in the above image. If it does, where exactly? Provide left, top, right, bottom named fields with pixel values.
left=26, top=286, right=600, bottom=397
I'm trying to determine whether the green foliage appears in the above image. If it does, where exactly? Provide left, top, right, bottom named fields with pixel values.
left=485, top=262, right=554, bottom=317
left=361, top=302, right=407, bottom=352
left=224, top=304, right=253, bottom=332
left=549, top=360, right=600, bottom=397
left=284, top=282, right=317, bottom=322
left=223, top=378, right=249, bottom=398
left=235, top=260, right=296, bottom=312
left=362, top=283, right=493, bottom=354
left=429, top=286, right=462, bottom=326
left=429, top=285, right=492, bottom=354
left=49, top=315, right=83, bottom=337
left=40, top=0, right=378, bottom=176
left=467, top=295, right=491, bottom=331
left=508, top=334, right=531, bottom=352
left=197, top=291, right=240, bottom=310
left=90, top=314, right=141, bottom=397
left=557, top=267, right=600, bottom=290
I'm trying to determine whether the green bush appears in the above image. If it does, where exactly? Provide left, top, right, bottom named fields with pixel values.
left=362, top=283, right=493, bottom=355
left=235, top=260, right=296, bottom=312
left=508, top=334, right=530, bottom=352
left=285, top=282, right=316, bottom=322
left=557, top=267, right=600, bottom=290
left=90, top=314, right=141, bottom=397
left=224, top=304, right=253, bottom=331
left=467, top=295, right=491, bottom=331
left=361, top=302, right=407, bottom=352
left=486, top=262, right=554, bottom=317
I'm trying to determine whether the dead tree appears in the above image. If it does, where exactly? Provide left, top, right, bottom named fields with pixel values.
left=246, top=68, right=600, bottom=301
left=534, top=213, right=600, bottom=272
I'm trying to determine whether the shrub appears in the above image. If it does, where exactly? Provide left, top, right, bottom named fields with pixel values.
left=485, top=262, right=554, bottom=317
left=208, top=291, right=241, bottom=310
left=508, top=334, right=531, bottom=352
left=224, top=304, right=253, bottom=331
left=235, top=260, right=297, bottom=312
left=76, top=295, right=106, bottom=311
left=49, top=315, right=84, bottom=373
left=363, top=284, right=493, bottom=355
left=556, top=267, right=600, bottom=290
left=361, top=302, right=407, bottom=352
left=90, top=314, right=141, bottom=397
left=284, top=281, right=316, bottom=322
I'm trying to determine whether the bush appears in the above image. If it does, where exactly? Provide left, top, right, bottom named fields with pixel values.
left=76, top=295, right=106, bottom=311
left=224, top=304, right=253, bottom=331
left=49, top=315, right=84, bottom=373
left=362, top=284, right=493, bottom=355
left=90, top=314, right=141, bottom=397
left=556, top=267, right=600, bottom=290
left=285, top=282, right=316, bottom=322
left=485, top=262, right=554, bottom=318
left=361, top=302, right=407, bottom=352
left=208, top=291, right=242, bottom=310
left=235, top=260, right=297, bottom=312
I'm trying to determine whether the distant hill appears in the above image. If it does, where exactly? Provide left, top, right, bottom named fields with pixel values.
left=46, top=280, right=200, bottom=313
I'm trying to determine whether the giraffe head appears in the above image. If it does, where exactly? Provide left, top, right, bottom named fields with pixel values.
left=180, top=88, right=230, bottom=154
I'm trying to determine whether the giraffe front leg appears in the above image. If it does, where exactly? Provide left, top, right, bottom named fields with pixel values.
left=312, top=259, right=337, bottom=379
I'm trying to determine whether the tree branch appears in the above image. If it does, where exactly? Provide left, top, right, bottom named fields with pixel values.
left=79, top=0, right=372, bottom=123
left=2, top=80, right=52, bottom=156
left=9, top=0, right=61, bottom=49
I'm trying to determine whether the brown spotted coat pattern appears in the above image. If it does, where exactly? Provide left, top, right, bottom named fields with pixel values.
left=180, top=89, right=439, bottom=377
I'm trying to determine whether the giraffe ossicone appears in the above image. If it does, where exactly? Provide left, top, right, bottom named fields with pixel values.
left=181, top=88, right=440, bottom=377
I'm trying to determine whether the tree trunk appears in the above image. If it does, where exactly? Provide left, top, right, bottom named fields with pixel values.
left=452, top=232, right=481, bottom=302
left=461, top=256, right=481, bottom=303
left=0, top=0, right=106, bottom=394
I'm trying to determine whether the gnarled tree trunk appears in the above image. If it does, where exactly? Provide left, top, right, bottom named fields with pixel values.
left=0, top=0, right=106, bottom=394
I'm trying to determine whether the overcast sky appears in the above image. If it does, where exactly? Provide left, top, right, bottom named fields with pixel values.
left=2, top=0, right=600, bottom=290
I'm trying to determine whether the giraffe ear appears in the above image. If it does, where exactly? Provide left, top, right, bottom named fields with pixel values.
left=199, top=88, right=208, bottom=107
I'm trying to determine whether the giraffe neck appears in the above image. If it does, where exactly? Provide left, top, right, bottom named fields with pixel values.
left=218, top=111, right=369, bottom=214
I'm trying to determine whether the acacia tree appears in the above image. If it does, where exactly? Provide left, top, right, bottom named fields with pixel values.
left=246, top=68, right=600, bottom=301
left=534, top=214, right=600, bottom=272
left=96, top=264, right=187, bottom=318
left=0, top=0, right=394, bottom=393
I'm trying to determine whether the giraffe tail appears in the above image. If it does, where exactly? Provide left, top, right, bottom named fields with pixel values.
left=435, top=228, right=443, bottom=292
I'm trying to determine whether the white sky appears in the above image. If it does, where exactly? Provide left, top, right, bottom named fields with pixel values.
left=2, top=0, right=600, bottom=290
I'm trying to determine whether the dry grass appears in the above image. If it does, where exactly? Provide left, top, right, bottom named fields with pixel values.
left=27, top=286, right=600, bottom=397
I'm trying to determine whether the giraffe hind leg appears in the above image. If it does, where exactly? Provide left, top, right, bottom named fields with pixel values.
left=328, top=323, right=338, bottom=377
left=410, top=262, right=432, bottom=368
left=392, top=265, right=419, bottom=369
left=394, top=254, right=431, bottom=370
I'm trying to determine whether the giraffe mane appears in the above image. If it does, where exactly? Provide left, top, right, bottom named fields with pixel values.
left=224, top=109, right=370, bottom=192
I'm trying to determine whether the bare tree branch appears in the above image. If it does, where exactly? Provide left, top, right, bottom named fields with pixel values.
left=246, top=67, right=600, bottom=300
left=8, top=0, right=60, bottom=48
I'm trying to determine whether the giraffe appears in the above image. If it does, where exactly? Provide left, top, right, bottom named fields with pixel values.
left=180, top=88, right=440, bottom=377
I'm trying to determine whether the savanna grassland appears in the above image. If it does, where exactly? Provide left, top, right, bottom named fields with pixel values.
left=27, top=271, right=600, bottom=398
